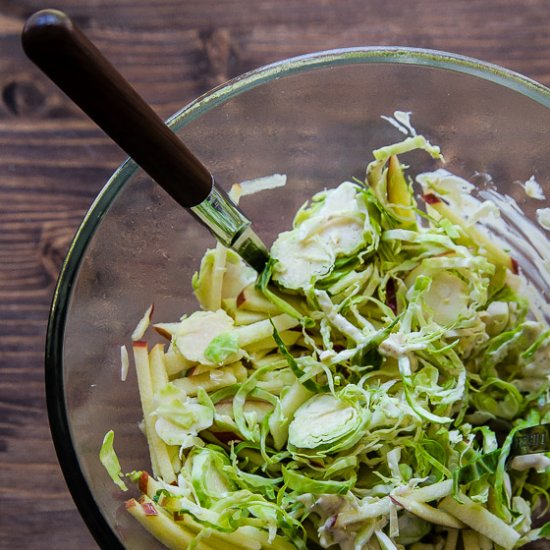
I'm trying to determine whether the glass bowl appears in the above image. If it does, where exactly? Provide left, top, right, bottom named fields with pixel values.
left=45, top=47, right=550, bottom=549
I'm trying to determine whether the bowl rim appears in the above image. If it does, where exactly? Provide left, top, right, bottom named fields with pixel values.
left=44, top=46, right=550, bottom=549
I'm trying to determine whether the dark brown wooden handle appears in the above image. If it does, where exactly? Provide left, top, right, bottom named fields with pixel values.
left=22, top=9, right=212, bottom=208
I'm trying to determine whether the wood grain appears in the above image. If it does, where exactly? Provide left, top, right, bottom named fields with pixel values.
left=1, top=0, right=549, bottom=548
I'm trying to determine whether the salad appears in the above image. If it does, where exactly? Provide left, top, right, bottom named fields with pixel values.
left=101, top=126, right=550, bottom=549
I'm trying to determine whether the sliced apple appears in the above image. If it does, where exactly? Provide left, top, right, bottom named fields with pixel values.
left=401, top=479, right=454, bottom=502
left=172, top=362, right=247, bottom=396
left=120, top=344, right=130, bottom=382
left=154, top=322, right=182, bottom=339
left=237, top=284, right=282, bottom=314
left=232, top=309, right=271, bottom=325
left=246, top=329, right=301, bottom=354
left=439, top=494, right=519, bottom=550
left=133, top=342, right=175, bottom=483
left=149, top=343, right=168, bottom=392
left=387, top=155, right=416, bottom=223
left=444, top=529, right=459, bottom=550
left=234, top=313, right=300, bottom=347
left=137, top=470, right=161, bottom=496
left=461, top=530, right=493, bottom=550
left=390, top=495, right=464, bottom=529
left=423, top=194, right=515, bottom=272
left=125, top=496, right=215, bottom=550
left=164, top=344, right=194, bottom=377
left=142, top=494, right=268, bottom=550
left=192, top=245, right=226, bottom=312
left=131, top=304, right=154, bottom=341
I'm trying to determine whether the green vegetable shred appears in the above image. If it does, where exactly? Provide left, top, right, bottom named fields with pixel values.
left=101, top=130, right=550, bottom=549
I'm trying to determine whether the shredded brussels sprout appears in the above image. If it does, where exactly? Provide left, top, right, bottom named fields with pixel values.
left=101, top=132, right=550, bottom=549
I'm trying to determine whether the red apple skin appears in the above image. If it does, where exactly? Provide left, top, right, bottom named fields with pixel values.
left=423, top=193, right=442, bottom=205
left=139, top=471, right=149, bottom=494
left=138, top=496, right=158, bottom=516
left=125, top=498, right=138, bottom=510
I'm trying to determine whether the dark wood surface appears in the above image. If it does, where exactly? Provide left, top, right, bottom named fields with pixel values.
left=1, top=1, right=549, bottom=548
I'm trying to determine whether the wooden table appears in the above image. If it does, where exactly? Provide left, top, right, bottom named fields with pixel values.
left=1, top=1, right=549, bottom=548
